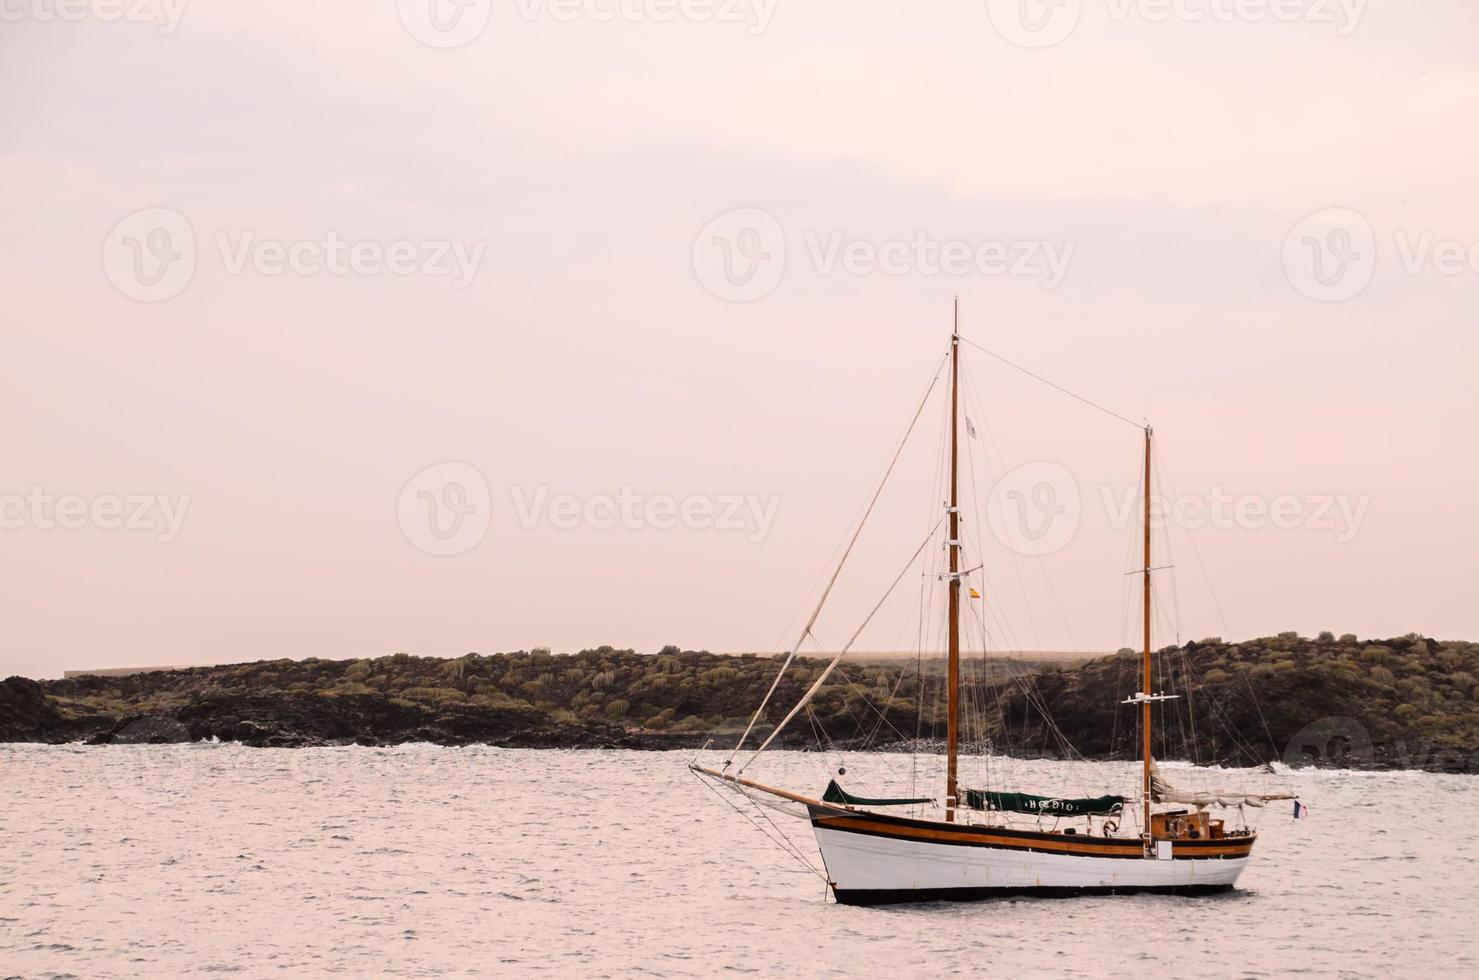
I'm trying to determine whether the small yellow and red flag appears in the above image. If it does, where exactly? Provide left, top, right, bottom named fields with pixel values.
left=968, top=588, right=982, bottom=599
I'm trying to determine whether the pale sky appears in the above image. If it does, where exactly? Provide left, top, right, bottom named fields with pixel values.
left=2, top=0, right=1476, bottom=678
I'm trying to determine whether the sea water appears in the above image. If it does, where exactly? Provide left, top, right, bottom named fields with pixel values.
left=1, top=744, right=1473, bottom=978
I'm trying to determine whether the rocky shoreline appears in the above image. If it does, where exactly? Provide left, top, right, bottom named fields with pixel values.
left=0, top=676, right=702, bottom=750
left=4, top=633, right=1477, bottom=772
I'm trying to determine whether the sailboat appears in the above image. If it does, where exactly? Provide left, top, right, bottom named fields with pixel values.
left=692, top=305, right=1293, bottom=905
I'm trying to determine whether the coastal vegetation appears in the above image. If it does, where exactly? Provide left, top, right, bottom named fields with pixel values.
left=3, top=633, right=1476, bottom=771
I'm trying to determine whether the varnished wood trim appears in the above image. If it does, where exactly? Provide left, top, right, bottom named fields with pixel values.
left=811, top=807, right=1256, bottom=861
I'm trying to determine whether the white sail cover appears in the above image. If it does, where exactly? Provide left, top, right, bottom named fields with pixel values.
left=1151, top=768, right=1294, bottom=808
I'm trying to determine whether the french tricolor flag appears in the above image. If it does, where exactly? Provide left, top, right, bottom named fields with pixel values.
left=1293, top=800, right=1310, bottom=820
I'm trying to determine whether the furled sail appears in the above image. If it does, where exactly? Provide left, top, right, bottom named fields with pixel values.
left=1151, top=769, right=1295, bottom=808
left=821, top=781, right=932, bottom=807
left=963, top=789, right=1126, bottom=817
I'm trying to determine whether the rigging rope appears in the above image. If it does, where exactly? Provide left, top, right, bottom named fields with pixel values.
left=728, top=349, right=949, bottom=763
left=957, top=335, right=1144, bottom=431
left=740, top=518, right=944, bottom=771
left=690, top=769, right=829, bottom=883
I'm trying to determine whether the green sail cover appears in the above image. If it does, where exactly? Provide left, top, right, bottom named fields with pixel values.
left=821, top=780, right=932, bottom=807
left=964, top=789, right=1126, bottom=817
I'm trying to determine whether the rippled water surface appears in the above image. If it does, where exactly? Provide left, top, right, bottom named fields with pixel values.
left=2, top=745, right=1474, bottom=978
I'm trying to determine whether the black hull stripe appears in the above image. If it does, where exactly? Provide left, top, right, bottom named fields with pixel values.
left=832, top=883, right=1236, bottom=906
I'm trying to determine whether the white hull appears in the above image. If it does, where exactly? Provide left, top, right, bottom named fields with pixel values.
left=813, top=822, right=1250, bottom=904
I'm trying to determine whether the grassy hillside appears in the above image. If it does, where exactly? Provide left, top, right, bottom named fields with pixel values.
left=4, top=633, right=1476, bottom=771
left=997, top=632, right=1479, bottom=771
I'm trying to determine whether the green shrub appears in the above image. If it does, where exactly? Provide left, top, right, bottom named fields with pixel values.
left=402, top=686, right=467, bottom=702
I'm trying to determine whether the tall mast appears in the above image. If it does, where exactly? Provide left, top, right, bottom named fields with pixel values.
left=946, top=300, right=961, bottom=822
left=1141, top=425, right=1153, bottom=846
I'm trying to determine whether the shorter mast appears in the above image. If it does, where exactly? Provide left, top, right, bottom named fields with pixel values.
left=1141, top=425, right=1153, bottom=847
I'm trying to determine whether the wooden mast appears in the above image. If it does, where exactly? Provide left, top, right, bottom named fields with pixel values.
left=1141, top=425, right=1154, bottom=847
left=946, top=300, right=961, bottom=822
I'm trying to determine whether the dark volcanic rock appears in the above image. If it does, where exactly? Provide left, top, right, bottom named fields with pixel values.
left=0, top=676, right=63, bottom=740
left=90, top=715, right=193, bottom=745
left=1, top=675, right=112, bottom=742
left=166, top=693, right=635, bottom=749
left=993, top=634, right=1479, bottom=773
left=10, top=635, right=1475, bottom=767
